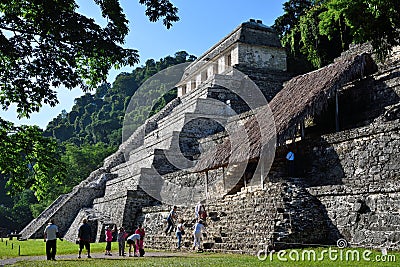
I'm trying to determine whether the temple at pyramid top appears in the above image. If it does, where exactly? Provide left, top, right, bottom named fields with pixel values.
left=177, top=19, right=287, bottom=97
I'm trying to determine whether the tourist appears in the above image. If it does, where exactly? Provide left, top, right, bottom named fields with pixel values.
left=192, top=220, right=207, bottom=251
left=78, top=218, right=92, bottom=259
left=104, top=225, right=115, bottom=256
left=195, top=202, right=207, bottom=224
left=43, top=219, right=62, bottom=260
left=286, top=149, right=295, bottom=176
left=176, top=219, right=185, bottom=249
left=126, top=233, right=141, bottom=257
left=194, top=202, right=201, bottom=220
left=165, top=206, right=177, bottom=235
left=117, top=227, right=127, bottom=256
left=135, top=224, right=146, bottom=256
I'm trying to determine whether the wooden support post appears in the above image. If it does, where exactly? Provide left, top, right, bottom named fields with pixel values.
left=300, top=120, right=305, bottom=139
left=205, top=171, right=209, bottom=200
left=335, top=89, right=340, bottom=132
left=222, top=167, right=225, bottom=191
left=260, top=158, right=265, bottom=190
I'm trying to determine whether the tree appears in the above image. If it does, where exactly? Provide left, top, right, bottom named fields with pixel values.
left=298, top=4, right=343, bottom=68
left=0, top=0, right=179, bottom=117
left=0, top=124, right=66, bottom=201
left=2, top=190, right=38, bottom=230
left=61, top=142, right=116, bottom=187
left=274, top=0, right=400, bottom=68
left=318, top=0, right=400, bottom=60
left=273, top=0, right=316, bottom=71
left=273, top=0, right=315, bottom=41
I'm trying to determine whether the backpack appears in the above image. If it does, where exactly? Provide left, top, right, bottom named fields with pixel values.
left=178, top=224, right=185, bottom=235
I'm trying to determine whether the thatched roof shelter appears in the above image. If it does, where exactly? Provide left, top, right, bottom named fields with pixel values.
left=194, top=53, right=377, bottom=172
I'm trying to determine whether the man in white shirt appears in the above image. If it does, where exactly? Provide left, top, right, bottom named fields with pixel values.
left=44, top=219, right=60, bottom=260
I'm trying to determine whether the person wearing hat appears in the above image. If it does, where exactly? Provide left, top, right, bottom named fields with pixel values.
left=44, top=219, right=62, bottom=260
left=192, top=219, right=207, bottom=251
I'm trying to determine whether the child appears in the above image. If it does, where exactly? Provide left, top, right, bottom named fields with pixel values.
left=176, top=219, right=185, bottom=249
left=117, top=227, right=127, bottom=256
left=192, top=220, right=207, bottom=251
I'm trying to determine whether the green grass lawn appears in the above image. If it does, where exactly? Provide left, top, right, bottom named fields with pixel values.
left=0, top=239, right=105, bottom=258
left=1, top=239, right=399, bottom=266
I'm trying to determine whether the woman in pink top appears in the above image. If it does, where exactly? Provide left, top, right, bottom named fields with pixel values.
left=105, top=225, right=115, bottom=255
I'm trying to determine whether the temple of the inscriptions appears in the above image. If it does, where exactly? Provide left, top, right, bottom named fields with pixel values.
left=20, top=19, right=400, bottom=253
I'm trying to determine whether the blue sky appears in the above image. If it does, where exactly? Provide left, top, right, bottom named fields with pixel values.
left=0, top=0, right=287, bottom=129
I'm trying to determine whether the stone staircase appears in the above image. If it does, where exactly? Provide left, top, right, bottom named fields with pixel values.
left=90, top=84, right=236, bottom=210
left=67, top=77, right=242, bottom=235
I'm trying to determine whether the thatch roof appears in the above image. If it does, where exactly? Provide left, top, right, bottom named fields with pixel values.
left=194, top=53, right=377, bottom=172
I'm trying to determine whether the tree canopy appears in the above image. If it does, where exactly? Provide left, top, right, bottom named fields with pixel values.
left=0, top=0, right=181, bottom=196
left=0, top=124, right=66, bottom=201
left=0, top=0, right=179, bottom=117
left=274, top=0, right=400, bottom=68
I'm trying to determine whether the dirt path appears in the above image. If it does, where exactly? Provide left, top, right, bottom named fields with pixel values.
left=0, top=251, right=186, bottom=266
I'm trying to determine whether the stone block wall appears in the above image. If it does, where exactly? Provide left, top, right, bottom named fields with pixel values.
left=92, top=192, right=132, bottom=229
left=304, top=119, right=399, bottom=187
left=63, top=208, right=100, bottom=242
left=141, top=180, right=337, bottom=254
left=311, top=192, right=400, bottom=249
left=234, top=65, right=291, bottom=102
left=89, top=189, right=158, bottom=241
left=140, top=120, right=400, bottom=252
left=238, top=43, right=287, bottom=71
left=301, top=119, right=400, bottom=249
